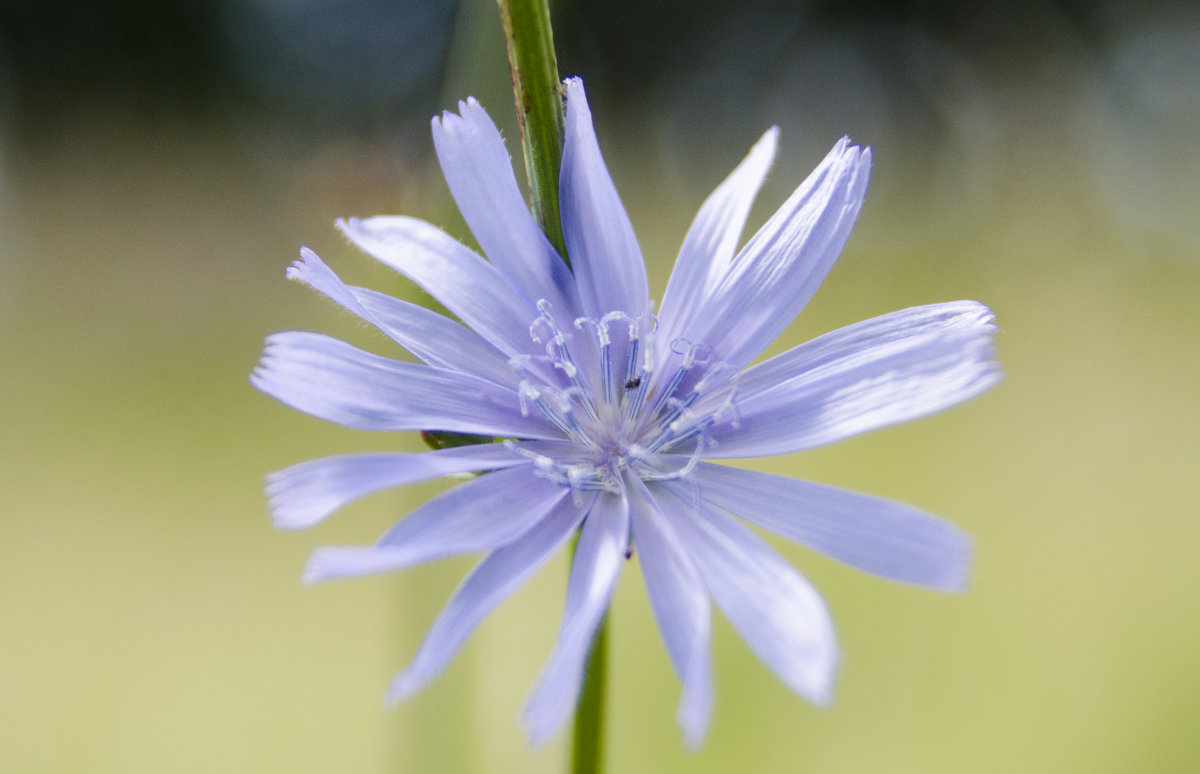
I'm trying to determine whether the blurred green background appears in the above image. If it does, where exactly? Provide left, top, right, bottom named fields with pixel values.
left=2, top=0, right=1198, bottom=771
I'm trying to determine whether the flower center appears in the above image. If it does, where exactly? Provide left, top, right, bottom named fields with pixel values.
left=509, top=301, right=740, bottom=497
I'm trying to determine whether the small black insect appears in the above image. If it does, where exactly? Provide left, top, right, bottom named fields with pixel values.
left=624, top=377, right=641, bottom=390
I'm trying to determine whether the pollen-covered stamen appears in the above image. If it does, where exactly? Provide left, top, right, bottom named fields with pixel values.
left=503, top=439, right=559, bottom=475
left=651, top=383, right=741, bottom=453
left=639, top=436, right=707, bottom=482
left=573, top=310, right=656, bottom=419
left=573, top=316, right=614, bottom=405
left=531, top=300, right=599, bottom=423
left=649, top=394, right=699, bottom=446
left=518, top=306, right=741, bottom=493
left=619, top=313, right=657, bottom=421
left=568, top=463, right=619, bottom=498
left=656, top=359, right=738, bottom=428
left=606, top=312, right=641, bottom=387
left=640, top=356, right=739, bottom=453
left=518, top=382, right=588, bottom=441
left=644, top=339, right=712, bottom=422
left=504, top=441, right=615, bottom=504
left=600, top=311, right=638, bottom=406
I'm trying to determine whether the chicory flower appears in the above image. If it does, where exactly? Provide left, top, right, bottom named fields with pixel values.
left=252, top=77, right=999, bottom=747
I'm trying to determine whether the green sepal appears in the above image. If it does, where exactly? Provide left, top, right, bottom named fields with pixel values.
left=420, top=430, right=496, bottom=450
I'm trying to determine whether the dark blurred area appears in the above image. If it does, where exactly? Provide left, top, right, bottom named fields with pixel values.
left=0, top=0, right=458, bottom=148
left=0, top=0, right=1180, bottom=136
left=3, top=0, right=1195, bottom=251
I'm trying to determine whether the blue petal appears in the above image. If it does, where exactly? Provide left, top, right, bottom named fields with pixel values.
left=691, top=138, right=871, bottom=369
left=700, top=302, right=1001, bottom=457
left=522, top=491, right=630, bottom=746
left=657, top=127, right=777, bottom=353
left=265, top=444, right=526, bottom=530
left=629, top=479, right=713, bottom=748
left=432, top=98, right=580, bottom=318
left=287, top=247, right=518, bottom=387
left=733, top=301, right=997, bottom=392
left=560, top=78, right=649, bottom=319
left=660, top=484, right=839, bottom=706
left=386, top=495, right=589, bottom=702
left=339, top=216, right=538, bottom=357
left=304, top=466, right=569, bottom=583
left=251, top=332, right=556, bottom=438
left=693, top=463, right=973, bottom=590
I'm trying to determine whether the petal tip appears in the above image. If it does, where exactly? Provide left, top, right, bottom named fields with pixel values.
left=562, top=77, right=590, bottom=121
left=269, top=507, right=320, bottom=532
left=302, top=547, right=352, bottom=585
left=385, top=671, right=421, bottom=706
left=677, top=698, right=712, bottom=751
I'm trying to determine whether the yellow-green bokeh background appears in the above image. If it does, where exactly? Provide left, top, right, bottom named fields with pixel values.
left=3, top=2, right=1198, bottom=772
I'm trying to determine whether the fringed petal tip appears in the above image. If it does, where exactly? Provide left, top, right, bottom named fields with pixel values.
left=247, top=356, right=279, bottom=398
left=301, top=546, right=408, bottom=585
left=520, top=716, right=552, bottom=750
left=521, top=696, right=574, bottom=749
left=284, top=246, right=335, bottom=289
left=820, top=134, right=866, bottom=165
left=562, top=75, right=584, bottom=99
left=334, top=215, right=357, bottom=239
left=264, top=471, right=345, bottom=532
left=263, top=474, right=329, bottom=531
left=808, top=657, right=840, bottom=708
left=770, top=636, right=839, bottom=710
left=301, top=547, right=351, bottom=585
left=677, top=687, right=713, bottom=752
left=384, top=670, right=422, bottom=706
left=290, top=244, right=317, bottom=269
left=432, top=96, right=485, bottom=128
left=836, top=134, right=871, bottom=163
left=941, top=534, right=975, bottom=593
left=268, top=507, right=322, bottom=532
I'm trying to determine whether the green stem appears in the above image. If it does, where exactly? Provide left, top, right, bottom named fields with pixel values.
left=497, top=3, right=604, bottom=769
left=496, top=0, right=568, bottom=262
left=571, top=604, right=608, bottom=774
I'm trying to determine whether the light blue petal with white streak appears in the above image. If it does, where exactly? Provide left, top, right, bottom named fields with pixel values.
left=339, top=215, right=538, bottom=357
left=304, top=466, right=568, bottom=583
left=629, top=479, right=713, bottom=748
left=693, top=138, right=871, bottom=369
left=386, top=494, right=590, bottom=703
left=432, top=98, right=579, bottom=318
left=731, top=301, right=997, bottom=395
left=693, top=463, right=972, bottom=590
left=522, top=491, right=630, bottom=746
left=251, top=332, right=555, bottom=439
left=265, top=444, right=526, bottom=530
left=559, top=77, right=649, bottom=319
left=287, top=247, right=518, bottom=388
left=656, top=127, right=778, bottom=352
left=661, top=484, right=839, bottom=707
left=700, top=306, right=1000, bottom=457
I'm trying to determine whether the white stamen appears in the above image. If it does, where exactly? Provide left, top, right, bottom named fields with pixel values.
left=510, top=304, right=733, bottom=495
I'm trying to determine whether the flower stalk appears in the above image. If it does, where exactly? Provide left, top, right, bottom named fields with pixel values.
left=572, top=607, right=608, bottom=774
left=497, top=0, right=568, bottom=261
left=498, top=1, right=604, bottom=770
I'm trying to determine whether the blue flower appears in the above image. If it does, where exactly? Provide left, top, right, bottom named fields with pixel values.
left=252, top=77, right=999, bottom=747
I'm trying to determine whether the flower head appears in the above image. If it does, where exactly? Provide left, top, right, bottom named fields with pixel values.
left=252, top=77, right=1000, bottom=747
